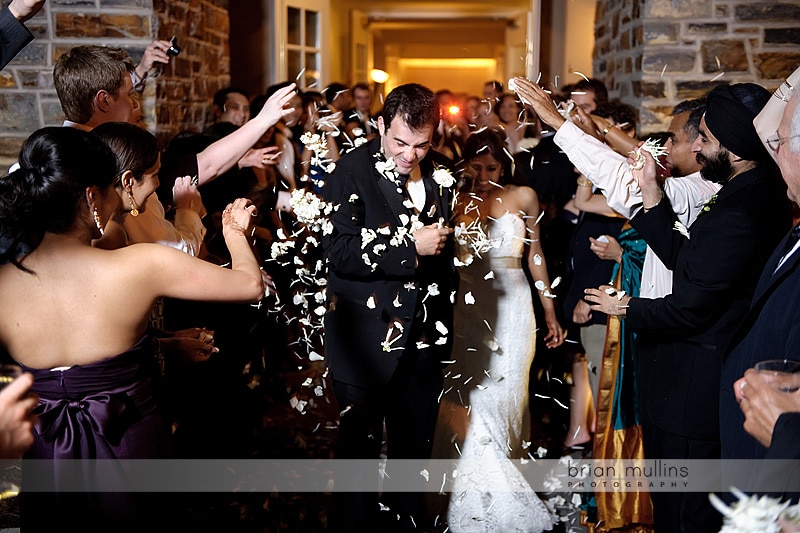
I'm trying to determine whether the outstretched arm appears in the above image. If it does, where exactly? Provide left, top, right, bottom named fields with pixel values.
left=1, top=0, right=45, bottom=70
left=7, top=0, right=45, bottom=22
left=196, top=83, right=297, bottom=185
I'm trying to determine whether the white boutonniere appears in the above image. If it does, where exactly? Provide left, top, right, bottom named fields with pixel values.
left=696, top=193, right=718, bottom=218
left=432, top=166, right=455, bottom=193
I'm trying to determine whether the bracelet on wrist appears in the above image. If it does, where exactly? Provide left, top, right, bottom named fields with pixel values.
left=600, top=123, right=616, bottom=136
left=576, top=177, right=593, bottom=188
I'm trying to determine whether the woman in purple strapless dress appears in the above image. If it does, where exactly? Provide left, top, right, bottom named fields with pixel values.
left=0, top=128, right=267, bottom=529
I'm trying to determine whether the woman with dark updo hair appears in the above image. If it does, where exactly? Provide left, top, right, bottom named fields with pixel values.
left=0, top=127, right=265, bottom=529
left=431, top=127, right=562, bottom=531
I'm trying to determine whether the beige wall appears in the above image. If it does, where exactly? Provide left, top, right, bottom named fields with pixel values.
left=545, top=0, right=596, bottom=88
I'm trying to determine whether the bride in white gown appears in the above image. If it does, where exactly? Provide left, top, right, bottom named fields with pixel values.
left=432, top=128, right=563, bottom=532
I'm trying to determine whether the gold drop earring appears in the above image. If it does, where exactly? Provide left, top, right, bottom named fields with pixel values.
left=128, top=190, right=139, bottom=217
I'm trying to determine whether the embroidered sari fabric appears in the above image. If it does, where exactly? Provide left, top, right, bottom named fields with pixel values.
left=592, top=225, right=654, bottom=531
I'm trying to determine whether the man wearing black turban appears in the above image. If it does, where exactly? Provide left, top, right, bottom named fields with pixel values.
left=697, top=83, right=774, bottom=183
left=583, top=82, right=792, bottom=532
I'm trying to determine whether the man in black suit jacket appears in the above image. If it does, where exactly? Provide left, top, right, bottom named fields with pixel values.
left=321, top=83, right=456, bottom=531
left=725, top=80, right=800, bottom=500
left=344, top=81, right=378, bottom=142
left=585, top=83, right=790, bottom=532
left=0, top=0, right=45, bottom=70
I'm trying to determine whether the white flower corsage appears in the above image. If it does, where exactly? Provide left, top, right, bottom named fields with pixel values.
left=432, top=166, right=455, bottom=191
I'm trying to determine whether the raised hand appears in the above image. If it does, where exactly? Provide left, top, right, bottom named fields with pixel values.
left=172, top=175, right=204, bottom=216
left=589, top=235, right=623, bottom=263
left=628, top=145, right=663, bottom=209
left=135, top=40, right=172, bottom=80
left=510, top=76, right=567, bottom=131
left=238, top=146, right=281, bottom=169
left=254, top=83, right=298, bottom=127
left=8, top=0, right=46, bottom=23
left=222, top=197, right=258, bottom=238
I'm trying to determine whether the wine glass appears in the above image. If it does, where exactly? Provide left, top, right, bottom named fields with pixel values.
left=754, top=359, right=800, bottom=393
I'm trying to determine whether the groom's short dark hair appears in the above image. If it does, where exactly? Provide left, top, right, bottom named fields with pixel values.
left=381, top=83, right=439, bottom=132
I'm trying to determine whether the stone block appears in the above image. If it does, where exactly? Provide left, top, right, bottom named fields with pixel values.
left=26, top=23, right=48, bottom=39
left=100, top=0, right=148, bottom=6
left=633, top=25, right=643, bottom=47
left=55, top=13, right=151, bottom=38
left=0, top=72, right=16, bottom=89
left=620, top=30, right=631, bottom=50
left=41, top=99, right=66, bottom=126
left=687, top=23, right=727, bottom=34
left=754, top=52, right=800, bottom=80
left=675, top=80, right=728, bottom=99
left=736, top=4, right=800, bottom=22
left=765, top=27, right=800, bottom=45
left=639, top=104, right=674, bottom=134
left=633, top=80, right=666, bottom=98
left=6, top=42, right=46, bottom=65
left=0, top=137, right=25, bottom=161
left=701, top=40, right=748, bottom=72
left=0, top=94, right=39, bottom=133
left=643, top=50, right=696, bottom=73
left=644, top=22, right=678, bottom=44
left=51, top=0, right=94, bottom=6
left=18, top=70, right=50, bottom=88
left=645, top=0, right=711, bottom=18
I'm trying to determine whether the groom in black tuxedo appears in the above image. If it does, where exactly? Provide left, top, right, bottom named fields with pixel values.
left=321, top=83, right=456, bottom=531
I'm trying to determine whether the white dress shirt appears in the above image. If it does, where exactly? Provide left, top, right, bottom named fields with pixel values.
left=554, top=120, right=721, bottom=298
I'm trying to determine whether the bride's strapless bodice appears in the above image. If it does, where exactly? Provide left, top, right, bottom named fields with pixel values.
left=486, top=213, right=525, bottom=259
left=455, top=213, right=525, bottom=267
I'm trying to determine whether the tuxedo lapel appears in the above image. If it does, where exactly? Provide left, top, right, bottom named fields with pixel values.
left=374, top=165, right=414, bottom=227
left=728, top=233, right=800, bottom=357
left=754, top=230, right=800, bottom=301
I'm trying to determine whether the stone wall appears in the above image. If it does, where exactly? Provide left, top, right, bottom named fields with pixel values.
left=153, top=0, right=231, bottom=147
left=0, top=0, right=230, bottom=164
left=593, top=0, right=800, bottom=134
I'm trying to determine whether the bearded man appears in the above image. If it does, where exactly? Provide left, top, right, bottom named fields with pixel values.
left=584, top=83, right=791, bottom=532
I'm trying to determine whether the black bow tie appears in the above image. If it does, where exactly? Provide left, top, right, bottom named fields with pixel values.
left=397, top=173, right=410, bottom=186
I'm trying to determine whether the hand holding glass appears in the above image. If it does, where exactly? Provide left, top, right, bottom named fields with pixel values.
left=754, top=359, right=800, bottom=393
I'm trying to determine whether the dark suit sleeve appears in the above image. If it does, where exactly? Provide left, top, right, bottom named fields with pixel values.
left=628, top=199, right=761, bottom=333
left=766, top=412, right=800, bottom=459
left=321, top=160, right=417, bottom=280
left=0, top=8, right=34, bottom=70
left=630, top=198, right=683, bottom=268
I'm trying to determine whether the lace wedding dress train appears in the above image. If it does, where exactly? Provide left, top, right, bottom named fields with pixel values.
left=433, top=214, right=556, bottom=532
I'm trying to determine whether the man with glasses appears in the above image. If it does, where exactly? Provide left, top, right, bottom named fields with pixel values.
left=580, top=82, right=791, bottom=532
left=725, top=68, right=800, bottom=467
